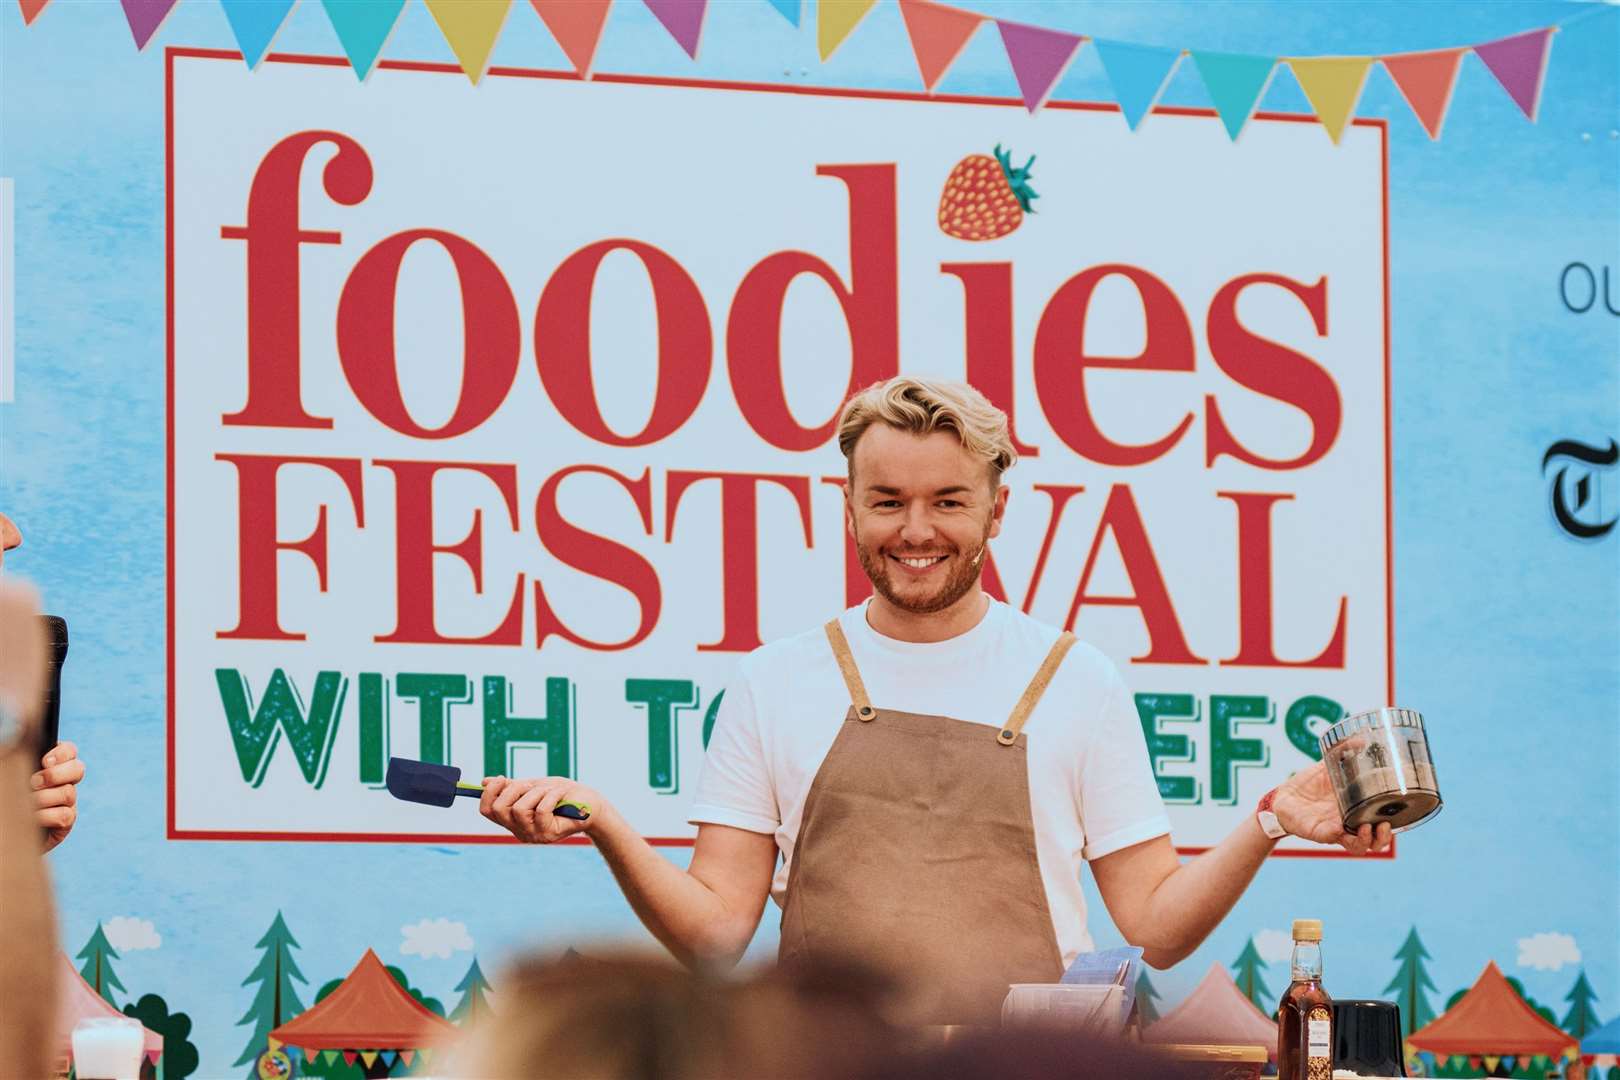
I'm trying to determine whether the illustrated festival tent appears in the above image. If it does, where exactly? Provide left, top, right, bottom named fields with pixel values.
left=1581, top=1013, right=1620, bottom=1070
left=1144, top=961, right=1278, bottom=1058
left=270, top=948, right=460, bottom=1074
left=1407, top=961, right=1577, bottom=1059
left=54, top=953, right=165, bottom=1076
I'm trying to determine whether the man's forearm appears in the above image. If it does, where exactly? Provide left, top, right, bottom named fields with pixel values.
left=1135, top=816, right=1276, bottom=967
left=0, top=750, right=58, bottom=1080
left=589, top=809, right=755, bottom=967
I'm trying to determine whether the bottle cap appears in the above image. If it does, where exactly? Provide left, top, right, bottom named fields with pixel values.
left=1292, top=918, right=1323, bottom=941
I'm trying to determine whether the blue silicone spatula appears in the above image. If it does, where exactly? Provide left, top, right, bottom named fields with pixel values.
left=385, top=757, right=590, bottom=819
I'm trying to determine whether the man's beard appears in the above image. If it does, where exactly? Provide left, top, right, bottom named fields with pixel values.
left=853, top=522, right=990, bottom=616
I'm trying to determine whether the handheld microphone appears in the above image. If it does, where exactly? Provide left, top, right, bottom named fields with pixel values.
left=38, top=616, right=66, bottom=762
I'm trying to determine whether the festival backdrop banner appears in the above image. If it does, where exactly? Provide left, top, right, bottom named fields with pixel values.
left=169, top=51, right=1389, bottom=852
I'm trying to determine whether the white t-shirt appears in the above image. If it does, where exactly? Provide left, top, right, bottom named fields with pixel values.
left=689, top=598, right=1171, bottom=967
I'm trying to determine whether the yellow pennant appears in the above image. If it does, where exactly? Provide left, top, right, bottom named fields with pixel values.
left=424, top=0, right=513, bottom=83
left=1289, top=56, right=1373, bottom=143
left=359, top=1051, right=379, bottom=1068
left=819, top=0, right=879, bottom=60
left=1483, top=1056, right=1500, bottom=1071
left=266, top=1037, right=282, bottom=1053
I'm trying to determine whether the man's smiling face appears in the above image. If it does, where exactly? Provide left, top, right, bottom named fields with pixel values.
left=846, top=425, right=1007, bottom=616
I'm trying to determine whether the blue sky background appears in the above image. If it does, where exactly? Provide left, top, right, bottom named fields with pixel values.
left=3, top=1, right=1617, bottom=1074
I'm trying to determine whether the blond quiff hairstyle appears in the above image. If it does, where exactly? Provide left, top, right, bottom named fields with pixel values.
left=836, top=376, right=1018, bottom=489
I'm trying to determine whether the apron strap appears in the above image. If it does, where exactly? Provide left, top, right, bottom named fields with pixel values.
left=823, top=620, right=876, bottom=720
left=997, top=631, right=1078, bottom=745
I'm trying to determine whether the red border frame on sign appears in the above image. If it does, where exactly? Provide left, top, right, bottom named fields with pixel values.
left=165, top=47, right=1395, bottom=855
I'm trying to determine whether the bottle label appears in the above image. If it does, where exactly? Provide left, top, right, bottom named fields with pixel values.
left=1308, top=1017, right=1331, bottom=1057
left=1306, top=1005, right=1333, bottom=1080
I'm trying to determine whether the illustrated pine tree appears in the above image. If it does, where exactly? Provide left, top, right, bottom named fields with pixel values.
left=233, top=912, right=307, bottom=1077
left=1231, top=937, right=1273, bottom=1012
left=77, top=922, right=126, bottom=1007
left=1135, top=969, right=1162, bottom=1026
left=1384, top=926, right=1439, bottom=1037
left=450, top=957, right=493, bottom=1026
left=1561, top=970, right=1602, bottom=1040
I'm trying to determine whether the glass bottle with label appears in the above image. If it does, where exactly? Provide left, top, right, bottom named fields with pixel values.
left=1277, top=918, right=1333, bottom=1080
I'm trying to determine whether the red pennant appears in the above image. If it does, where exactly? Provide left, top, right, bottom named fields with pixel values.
left=19, top=0, right=50, bottom=24
left=1382, top=48, right=1464, bottom=139
left=1473, top=27, right=1554, bottom=121
left=342, top=1050, right=358, bottom=1066
left=531, top=0, right=612, bottom=78
left=896, top=0, right=984, bottom=93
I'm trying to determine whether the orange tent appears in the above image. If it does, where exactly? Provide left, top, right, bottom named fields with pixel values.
left=53, top=953, right=164, bottom=1070
left=1144, top=962, right=1278, bottom=1059
left=270, top=949, right=460, bottom=1053
left=1408, top=961, right=1577, bottom=1058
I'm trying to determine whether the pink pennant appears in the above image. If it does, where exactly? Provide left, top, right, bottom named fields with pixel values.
left=120, top=0, right=179, bottom=49
left=1473, top=27, right=1554, bottom=121
left=643, top=0, right=706, bottom=60
left=996, top=20, right=1083, bottom=112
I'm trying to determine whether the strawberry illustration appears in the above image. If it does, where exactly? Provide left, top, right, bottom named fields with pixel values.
left=938, top=145, right=1038, bottom=241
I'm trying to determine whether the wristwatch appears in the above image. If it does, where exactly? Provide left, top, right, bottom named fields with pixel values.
left=1256, top=788, right=1288, bottom=840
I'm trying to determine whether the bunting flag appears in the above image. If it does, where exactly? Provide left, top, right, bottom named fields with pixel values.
left=381, top=1050, right=398, bottom=1068
left=764, top=0, right=799, bottom=26
left=418, top=1048, right=434, bottom=1065
left=399, top=1049, right=416, bottom=1067
left=266, top=1037, right=282, bottom=1053
left=219, top=0, right=296, bottom=69
left=322, top=0, right=405, bottom=80
left=18, top=0, right=49, bottom=26
left=424, top=0, right=512, bottom=82
left=1288, top=56, right=1373, bottom=143
left=359, top=1051, right=379, bottom=1068
left=1382, top=47, right=1465, bottom=139
left=1484, top=1055, right=1500, bottom=1071
left=341, top=1050, right=358, bottom=1066
left=1093, top=38, right=1182, bottom=129
left=1190, top=49, right=1278, bottom=140
left=643, top=0, right=706, bottom=60
left=896, top=0, right=984, bottom=92
left=996, top=20, right=1083, bottom=112
left=322, top=1050, right=340, bottom=1065
left=531, top=0, right=612, bottom=78
left=1473, top=27, right=1554, bottom=121
left=818, top=0, right=878, bottom=61
left=1501, top=1056, right=1516, bottom=1071
left=119, top=0, right=179, bottom=50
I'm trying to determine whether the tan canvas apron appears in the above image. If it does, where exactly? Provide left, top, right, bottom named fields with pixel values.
left=777, top=618, right=1079, bottom=1026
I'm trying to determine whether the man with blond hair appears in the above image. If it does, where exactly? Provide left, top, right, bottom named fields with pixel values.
left=483, top=376, right=1388, bottom=1025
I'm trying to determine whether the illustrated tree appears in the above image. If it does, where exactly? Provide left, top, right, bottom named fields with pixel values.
left=1135, top=969, right=1162, bottom=1026
left=1231, top=937, right=1273, bottom=1013
left=233, top=912, right=307, bottom=1077
left=1384, top=926, right=1439, bottom=1037
left=450, top=957, right=493, bottom=1026
left=77, top=922, right=126, bottom=1007
left=1561, top=969, right=1602, bottom=1040
left=123, top=993, right=200, bottom=1080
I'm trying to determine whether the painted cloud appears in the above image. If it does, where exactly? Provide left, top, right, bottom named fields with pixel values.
left=1254, top=929, right=1295, bottom=964
left=104, top=916, right=162, bottom=952
left=400, top=918, right=475, bottom=960
left=1516, top=932, right=1580, bottom=971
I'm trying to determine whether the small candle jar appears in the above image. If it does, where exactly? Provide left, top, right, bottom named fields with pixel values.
left=71, top=1017, right=145, bottom=1080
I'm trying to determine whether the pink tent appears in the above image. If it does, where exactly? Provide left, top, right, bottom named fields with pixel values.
left=54, top=953, right=164, bottom=1072
left=1144, top=962, right=1278, bottom=1059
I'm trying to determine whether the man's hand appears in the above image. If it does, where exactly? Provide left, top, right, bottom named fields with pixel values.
left=1272, top=761, right=1392, bottom=855
left=33, top=741, right=83, bottom=853
left=481, top=776, right=604, bottom=844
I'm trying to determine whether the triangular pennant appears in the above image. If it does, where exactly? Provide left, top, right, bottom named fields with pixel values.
left=399, top=1049, right=416, bottom=1066
left=896, top=0, right=983, bottom=92
left=120, top=0, right=179, bottom=50
left=143, top=1049, right=161, bottom=1065
left=996, top=20, right=1083, bottom=113
left=1382, top=48, right=1464, bottom=139
left=418, top=1048, right=434, bottom=1065
left=1190, top=50, right=1277, bottom=140
left=531, top=0, right=612, bottom=78
left=818, top=0, right=878, bottom=61
left=322, top=0, right=406, bottom=80
left=359, top=1051, right=379, bottom=1068
left=423, top=0, right=513, bottom=83
left=1093, top=38, right=1182, bottom=130
left=342, top=1050, right=358, bottom=1066
left=1484, top=1056, right=1500, bottom=1071
left=764, top=0, right=798, bottom=26
left=220, top=0, right=297, bottom=69
left=381, top=1050, right=398, bottom=1068
left=267, top=1037, right=283, bottom=1053
left=1473, top=27, right=1554, bottom=121
left=302, top=1048, right=319, bottom=1062
left=19, top=0, right=50, bottom=26
left=1288, top=56, right=1373, bottom=143
left=642, top=0, right=705, bottom=59
left=322, top=1050, right=340, bottom=1065
left=1501, top=1056, right=1516, bottom=1071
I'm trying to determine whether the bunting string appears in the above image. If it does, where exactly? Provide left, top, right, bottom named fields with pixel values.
left=15, top=0, right=1609, bottom=142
